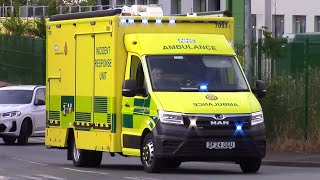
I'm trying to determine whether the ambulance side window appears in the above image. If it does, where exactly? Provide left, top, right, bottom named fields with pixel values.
left=130, top=55, right=146, bottom=96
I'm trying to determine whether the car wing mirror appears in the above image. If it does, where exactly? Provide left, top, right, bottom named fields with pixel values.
left=35, top=99, right=46, bottom=106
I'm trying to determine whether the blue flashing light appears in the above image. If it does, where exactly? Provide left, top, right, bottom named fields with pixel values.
left=155, top=18, right=162, bottom=24
left=169, top=18, right=176, bottom=25
left=128, top=18, right=135, bottom=24
left=199, top=83, right=208, bottom=92
left=120, top=18, right=127, bottom=24
left=233, top=121, right=245, bottom=137
left=142, top=18, right=149, bottom=24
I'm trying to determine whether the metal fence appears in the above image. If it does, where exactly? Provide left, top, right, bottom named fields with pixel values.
left=0, top=5, right=113, bottom=18
left=234, top=39, right=320, bottom=142
left=0, top=34, right=45, bottom=85
left=0, top=4, right=163, bottom=18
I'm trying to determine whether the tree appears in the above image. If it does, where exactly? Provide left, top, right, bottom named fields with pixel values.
left=80, top=0, right=96, bottom=6
left=13, top=0, right=20, bottom=17
left=261, top=27, right=288, bottom=60
left=48, top=0, right=59, bottom=16
left=29, top=16, right=46, bottom=38
left=2, top=16, right=30, bottom=36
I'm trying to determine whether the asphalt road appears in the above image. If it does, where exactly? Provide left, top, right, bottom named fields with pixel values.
left=1, top=138, right=320, bottom=180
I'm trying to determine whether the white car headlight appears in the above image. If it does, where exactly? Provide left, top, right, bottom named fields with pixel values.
left=2, top=111, right=21, bottom=118
left=251, top=111, right=264, bottom=126
left=158, top=110, right=184, bottom=125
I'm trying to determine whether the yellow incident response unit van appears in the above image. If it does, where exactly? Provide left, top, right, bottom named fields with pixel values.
left=45, top=5, right=267, bottom=173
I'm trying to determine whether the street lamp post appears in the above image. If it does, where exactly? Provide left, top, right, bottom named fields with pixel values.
left=273, top=0, right=278, bottom=38
left=27, top=0, right=28, bottom=21
left=244, top=0, right=252, bottom=83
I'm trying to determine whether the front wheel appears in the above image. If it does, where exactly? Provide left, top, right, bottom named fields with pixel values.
left=17, top=120, right=30, bottom=145
left=141, top=133, right=163, bottom=173
left=239, top=158, right=262, bottom=174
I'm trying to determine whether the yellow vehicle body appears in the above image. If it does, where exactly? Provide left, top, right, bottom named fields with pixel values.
left=45, top=8, right=266, bottom=173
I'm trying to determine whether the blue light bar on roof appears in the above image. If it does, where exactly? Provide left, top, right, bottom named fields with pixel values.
left=120, top=18, right=127, bottom=24
left=155, top=18, right=162, bottom=24
left=169, top=18, right=176, bottom=24
left=128, top=18, right=135, bottom=24
left=142, top=18, right=148, bottom=24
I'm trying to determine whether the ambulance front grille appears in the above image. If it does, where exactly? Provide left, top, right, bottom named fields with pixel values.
left=183, top=114, right=251, bottom=130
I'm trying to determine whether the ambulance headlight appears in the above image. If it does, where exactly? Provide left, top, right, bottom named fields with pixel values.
left=158, top=110, right=184, bottom=125
left=251, top=111, right=264, bottom=126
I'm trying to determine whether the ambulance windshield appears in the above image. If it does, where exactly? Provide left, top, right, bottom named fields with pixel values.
left=146, top=55, right=249, bottom=92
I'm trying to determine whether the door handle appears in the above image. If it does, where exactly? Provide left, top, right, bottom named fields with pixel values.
left=125, top=103, right=130, bottom=107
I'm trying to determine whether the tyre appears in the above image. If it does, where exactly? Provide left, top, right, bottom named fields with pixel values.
left=87, top=151, right=103, bottom=167
left=2, top=135, right=16, bottom=145
left=71, top=138, right=102, bottom=167
left=141, top=133, right=163, bottom=173
left=239, top=158, right=262, bottom=174
left=17, top=120, right=31, bottom=145
left=162, top=159, right=181, bottom=169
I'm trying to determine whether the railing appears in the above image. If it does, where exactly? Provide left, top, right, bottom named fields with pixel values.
left=0, top=5, right=112, bottom=18
left=0, top=4, right=163, bottom=18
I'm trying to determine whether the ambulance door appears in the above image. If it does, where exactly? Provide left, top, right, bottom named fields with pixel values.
left=75, top=34, right=94, bottom=130
left=93, top=33, right=113, bottom=131
left=121, top=53, right=148, bottom=154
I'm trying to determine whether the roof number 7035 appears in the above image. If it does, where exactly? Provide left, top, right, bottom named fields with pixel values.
left=216, top=22, right=229, bottom=28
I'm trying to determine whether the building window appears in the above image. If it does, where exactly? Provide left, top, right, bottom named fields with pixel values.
left=208, top=0, right=220, bottom=11
left=293, top=15, right=306, bottom=33
left=171, top=0, right=181, bottom=14
left=315, top=16, right=320, bottom=32
left=101, top=0, right=111, bottom=5
left=194, top=0, right=206, bottom=12
left=137, top=0, right=148, bottom=5
left=273, top=15, right=284, bottom=38
left=252, top=14, right=257, bottom=42
left=149, top=0, right=158, bottom=4
left=117, top=0, right=125, bottom=6
left=126, top=0, right=134, bottom=5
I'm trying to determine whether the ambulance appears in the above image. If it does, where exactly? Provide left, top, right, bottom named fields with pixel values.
left=45, top=5, right=267, bottom=173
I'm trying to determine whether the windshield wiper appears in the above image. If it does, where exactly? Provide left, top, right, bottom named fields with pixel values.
left=180, top=87, right=199, bottom=92
left=207, top=89, right=250, bottom=92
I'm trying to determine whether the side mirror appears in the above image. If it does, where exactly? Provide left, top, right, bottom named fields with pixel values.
left=122, top=80, right=137, bottom=97
left=35, top=99, right=46, bottom=106
left=252, top=80, right=266, bottom=98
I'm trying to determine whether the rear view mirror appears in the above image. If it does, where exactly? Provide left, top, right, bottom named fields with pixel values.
left=122, top=80, right=137, bottom=97
left=35, top=99, right=46, bottom=106
left=252, top=80, right=266, bottom=98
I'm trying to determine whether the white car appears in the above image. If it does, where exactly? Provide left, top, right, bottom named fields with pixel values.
left=0, top=85, right=46, bottom=145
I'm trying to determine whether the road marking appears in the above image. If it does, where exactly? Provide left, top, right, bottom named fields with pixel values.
left=11, top=158, right=48, bottom=166
left=63, top=168, right=109, bottom=175
left=16, top=175, right=42, bottom=180
left=124, top=177, right=160, bottom=180
left=0, top=176, right=11, bottom=180
left=29, top=137, right=45, bottom=142
left=36, top=174, right=66, bottom=180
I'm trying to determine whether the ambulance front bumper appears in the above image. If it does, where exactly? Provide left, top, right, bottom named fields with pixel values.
left=153, top=122, right=266, bottom=162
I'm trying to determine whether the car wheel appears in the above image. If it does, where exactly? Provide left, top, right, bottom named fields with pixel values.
left=2, top=135, right=16, bottom=145
left=71, top=138, right=102, bottom=167
left=141, top=133, right=163, bottom=173
left=239, top=158, right=262, bottom=174
left=17, top=120, right=30, bottom=145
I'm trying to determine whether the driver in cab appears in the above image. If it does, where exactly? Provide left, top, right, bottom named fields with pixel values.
left=151, top=68, right=167, bottom=89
